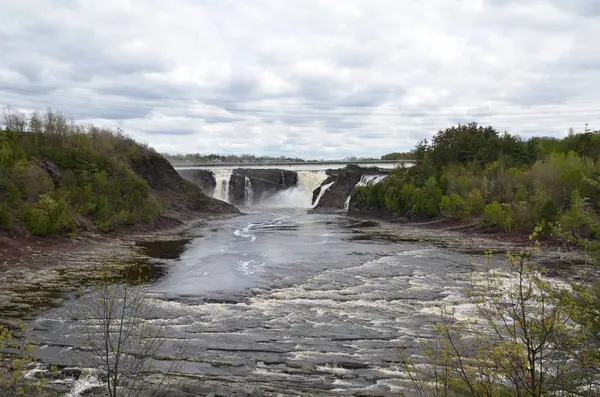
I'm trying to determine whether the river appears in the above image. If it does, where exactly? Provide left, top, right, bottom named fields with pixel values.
left=25, top=199, right=580, bottom=396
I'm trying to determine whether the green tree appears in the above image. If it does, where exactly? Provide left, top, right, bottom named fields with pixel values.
left=483, top=202, right=512, bottom=232
left=464, top=188, right=485, bottom=216
left=439, top=193, right=465, bottom=219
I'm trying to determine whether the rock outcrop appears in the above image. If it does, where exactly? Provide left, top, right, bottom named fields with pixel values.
left=130, top=152, right=238, bottom=216
left=33, top=159, right=63, bottom=188
left=178, top=169, right=217, bottom=197
left=312, top=165, right=388, bottom=210
left=228, top=169, right=298, bottom=205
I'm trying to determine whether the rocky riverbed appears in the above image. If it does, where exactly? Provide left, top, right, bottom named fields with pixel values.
left=2, top=207, right=589, bottom=396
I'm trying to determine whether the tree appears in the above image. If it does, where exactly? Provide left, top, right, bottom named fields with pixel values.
left=550, top=222, right=600, bottom=393
left=403, top=230, right=594, bottom=396
left=381, top=152, right=415, bottom=161
left=439, top=193, right=465, bottom=219
left=483, top=201, right=512, bottom=232
left=0, top=132, right=12, bottom=171
left=74, top=276, right=186, bottom=397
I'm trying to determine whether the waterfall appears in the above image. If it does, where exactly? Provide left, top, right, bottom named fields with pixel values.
left=344, top=174, right=388, bottom=211
left=313, top=181, right=334, bottom=207
left=344, top=196, right=351, bottom=210
left=244, top=176, right=254, bottom=205
left=281, top=170, right=286, bottom=188
left=296, top=171, right=328, bottom=196
left=356, top=174, right=388, bottom=188
left=213, top=170, right=232, bottom=203
left=263, top=171, right=328, bottom=208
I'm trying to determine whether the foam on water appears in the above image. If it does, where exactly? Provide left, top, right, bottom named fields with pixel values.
left=66, top=369, right=105, bottom=397
left=316, top=364, right=351, bottom=375
left=397, top=248, right=437, bottom=257
left=23, top=363, right=47, bottom=379
left=233, top=224, right=257, bottom=241
left=236, top=260, right=264, bottom=275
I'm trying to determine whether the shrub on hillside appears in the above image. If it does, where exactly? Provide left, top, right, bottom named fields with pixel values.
left=25, top=194, right=76, bottom=236
left=483, top=201, right=513, bottom=232
left=439, top=193, right=465, bottom=219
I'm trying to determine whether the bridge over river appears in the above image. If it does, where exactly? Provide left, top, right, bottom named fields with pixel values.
left=172, top=159, right=414, bottom=171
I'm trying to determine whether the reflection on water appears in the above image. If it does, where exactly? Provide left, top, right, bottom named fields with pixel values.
left=135, top=238, right=192, bottom=260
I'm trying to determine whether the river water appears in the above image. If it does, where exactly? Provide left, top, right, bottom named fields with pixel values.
left=28, top=205, right=563, bottom=396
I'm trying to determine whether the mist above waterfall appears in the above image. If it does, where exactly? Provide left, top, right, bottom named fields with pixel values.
left=255, top=171, right=329, bottom=208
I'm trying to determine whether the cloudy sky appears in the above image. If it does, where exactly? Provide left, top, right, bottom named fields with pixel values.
left=1, top=0, right=600, bottom=159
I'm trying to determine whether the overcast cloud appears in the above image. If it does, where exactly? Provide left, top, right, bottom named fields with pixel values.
left=1, top=0, right=600, bottom=158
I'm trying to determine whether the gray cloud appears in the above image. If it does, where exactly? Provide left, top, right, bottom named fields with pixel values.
left=1, top=0, right=599, bottom=158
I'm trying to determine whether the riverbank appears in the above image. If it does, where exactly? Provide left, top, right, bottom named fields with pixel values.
left=344, top=215, right=583, bottom=264
left=0, top=213, right=239, bottom=330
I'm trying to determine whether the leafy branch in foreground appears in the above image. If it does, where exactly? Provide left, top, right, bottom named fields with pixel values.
left=403, top=226, right=599, bottom=396
left=0, top=324, right=49, bottom=397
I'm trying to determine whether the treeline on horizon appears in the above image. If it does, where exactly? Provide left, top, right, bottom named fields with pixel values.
left=353, top=122, right=600, bottom=244
left=165, top=153, right=310, bottom=163
left=164, top=153, right=393, bottom=163
left=0, top=107, right=163, bottom=236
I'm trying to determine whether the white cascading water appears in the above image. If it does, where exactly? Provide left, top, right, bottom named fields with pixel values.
left=313, top=182, right=335, bottom=208
left=207, top=169, right=328, bottom=208
left=356, top=174, right=388, bottom=187
left=344, top=196, right=351, bottom=210
left=244, top=176, right=254, bottom=205
left=344, top=174, right=388, bottom=211
left=262, top=171, right=328, bottom=208
left=213, top=170, right=233, bottom=203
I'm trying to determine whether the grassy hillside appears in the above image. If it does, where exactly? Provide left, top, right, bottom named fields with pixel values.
left=353, top=123, right=600, bottom=242
left=0, top=108, right=237, bottom=236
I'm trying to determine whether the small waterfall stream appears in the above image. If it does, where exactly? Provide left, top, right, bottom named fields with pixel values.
left=313, top=181, right=335, bottom=207
left=344, top=174, right=388, bottom=211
